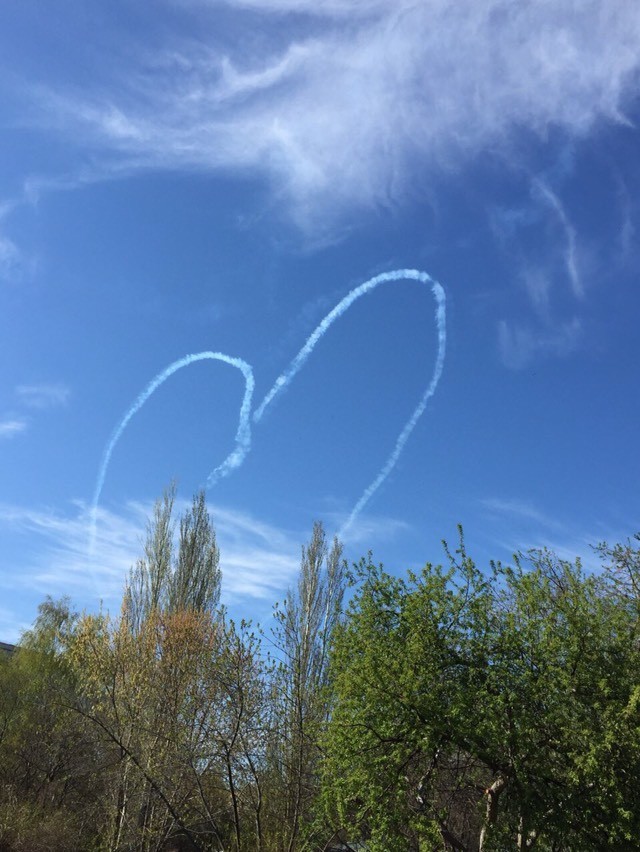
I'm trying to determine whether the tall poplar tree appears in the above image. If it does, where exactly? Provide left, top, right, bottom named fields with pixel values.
left=270, top=522, right=345, bottom=852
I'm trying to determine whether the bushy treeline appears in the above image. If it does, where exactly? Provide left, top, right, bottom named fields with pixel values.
left=0, top=489, right=344, bottom=852
left=1, top=491, right=639, bottom=852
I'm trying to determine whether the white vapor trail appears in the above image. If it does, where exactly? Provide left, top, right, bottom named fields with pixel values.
left=254, top=269, right=446, bottom=535
left=91, top=269, right=446, bottom=549
left=90, top=352, right=254, bottom=549
left=340, top=283, right=445, bottom=536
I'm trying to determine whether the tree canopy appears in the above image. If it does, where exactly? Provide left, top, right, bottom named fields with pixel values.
left=321, top=536, right=640, bottom=851
left=0, top=499, right=639, bottom=851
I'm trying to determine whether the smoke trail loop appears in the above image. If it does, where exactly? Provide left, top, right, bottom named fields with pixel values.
left=339, top=281, right=445, bottom=536
left=253, top=269, right=446, bottom=536
left=90, top=352, right=254, bottom=552
left=255, top=269, right=443, bottom=421
left=91, top=268, right=446, bottom=550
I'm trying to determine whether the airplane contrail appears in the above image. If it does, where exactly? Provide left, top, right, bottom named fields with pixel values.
left=90, top=351, right=254, bottom=550
left=254, top=269, right=446, bottom=535
left=339, top=281, right=446, bottom=536
left=90, top=269, right=446, bottom=549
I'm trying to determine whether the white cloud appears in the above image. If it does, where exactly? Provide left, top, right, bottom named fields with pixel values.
left=0, top=499, right=304, bottom=614
left=0, top=501, right=147, bottom=603
left=519, top=267, right=554, bottom=319
left=489, top=173, right=589, bottom=357
left=212, top=0, right=389, bottom=13
left=22, top=0, right=640, bottom=231
left=498, top=316, right=582, bottom=369
left=327, top=509, right=409, bottom=548
left=210, top=505, right=301, bottom=601
left=481, top=496, right=566, bottom=533
left=0, top=500, right=405, bottom=639
left=0, top=197, right=35, bottom=283
left=478, top=495, right=632, bottom=572
left=16, top=383, right=71, bottom=409
left=0, top=235, right=21, bottom=280
left=0, top=201, right=22, bottom=282
left=0, top=418, right=28, bottom=439
left=531, top=180, right=583, bottom=299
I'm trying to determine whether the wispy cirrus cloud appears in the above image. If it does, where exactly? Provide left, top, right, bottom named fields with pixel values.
left=0, top=384, right=71, bottom=445
left=325, top=508, right=409, bottom=548
left=478, top=495, right=631, bottom=571
left=16, top=0, right=640, bottom=231
left=497, top=315, right=582, bottom=370
left=208, top=505, right=301, bottom=602
left=0, top=418, right=28, bottom=440
left=0, top=495, right=412, bottom=637
left=0, top=499, right=303, bottom=612
left=531, top=179, right=583, bottom=299
left=0, top=201, right=23, bottom=283
left=0, top=501, right=147, bottom=602
left=16, top=383, right=71, bottom=409
left=489, top=171, right=589, bottom=362
left=0, top=235, right=21, bottom=281
left=481, top=496, right=566, bottom=534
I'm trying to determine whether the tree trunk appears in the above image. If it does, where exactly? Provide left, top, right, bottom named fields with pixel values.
left=478, top=775, right=507, bottom=851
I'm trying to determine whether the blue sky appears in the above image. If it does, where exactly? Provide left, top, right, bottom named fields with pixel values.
left=1, top=1, right=640, bottom=640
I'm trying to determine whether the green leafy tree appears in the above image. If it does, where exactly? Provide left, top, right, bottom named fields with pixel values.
left=267, top=522, right=345, bottom=852
left=70, top=490, right=270, bottom=852
left=0, top=598, right=105, bottom=850
left=321, top=534, right=640, bottom=851
left=125, top=485, right=221, bottom=632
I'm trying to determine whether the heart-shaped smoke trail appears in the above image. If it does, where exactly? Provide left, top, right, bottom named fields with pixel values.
left=90, top=269, right=445, bottom=551
left=254, top=269, right=446, bottom=535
